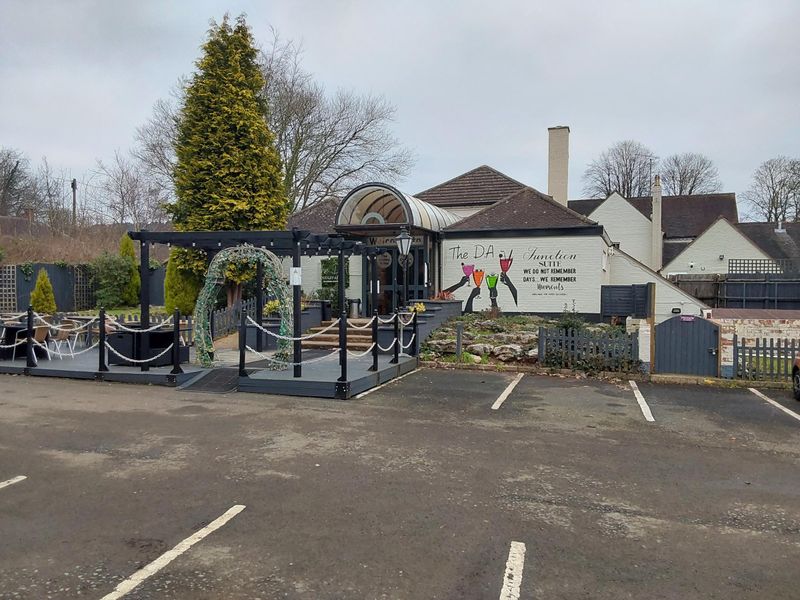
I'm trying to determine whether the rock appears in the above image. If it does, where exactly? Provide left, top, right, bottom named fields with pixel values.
left=467, top=343, right=492, bottom=355
left=476, top=319, right=503, bottom=332
left=525, top=348, right=538, bottom=359
left=491, top=344, right=523, bottom=361
left=461, top=352, right=482, bottom=364
left=426, top=339, right=457, bottom=353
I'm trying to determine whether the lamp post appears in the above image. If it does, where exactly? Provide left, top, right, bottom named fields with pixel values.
left=395, top=227, right=412, bottom=308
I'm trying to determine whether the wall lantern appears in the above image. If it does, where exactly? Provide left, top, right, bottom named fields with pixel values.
left=395, top=227, right=412, bottom=258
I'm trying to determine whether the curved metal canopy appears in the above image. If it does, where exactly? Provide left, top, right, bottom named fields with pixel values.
left=336, top=183, right=461, bottom=232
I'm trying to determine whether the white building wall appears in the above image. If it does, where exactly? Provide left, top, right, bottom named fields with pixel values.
left=609, top=250, right=706, bottom=323
left=589, top=193, right=653, bottom=267
left=441, top=235, right=610, bottom=313
left=662, top=219, right=769, bottom=275
left=292, top=255, right=362, bottom=301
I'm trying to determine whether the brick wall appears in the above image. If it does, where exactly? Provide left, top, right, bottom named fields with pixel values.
left=713, top=318, right=800, bottom=377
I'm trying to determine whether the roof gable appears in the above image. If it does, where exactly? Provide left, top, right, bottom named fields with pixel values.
left=662, top=217, right=769, bottom=272
left=444, top=187, right=596, bottom=232
left=415, top=165, right=526, bottom=208
left=588, top=192, right=651, bottom=224
left=737, top=222, right=800, bottom=260
left=572, top=192, right=738, bottom=239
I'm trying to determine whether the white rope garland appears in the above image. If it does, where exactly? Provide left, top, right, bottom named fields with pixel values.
left=246, top=316, right=341, bottom=341
left=401, top=333, right=416, bottom=350
left=34, top=314, right=98, bottom=332
left=104, top=342, right=175, bottom=364
left=112, top=316, right=174, bottom=333
left=347, top=343, right=376, bottom=358
left=0, top=339, right=26, bottom=349
left=244, top=345, right=339, bottom=366
left=378, top=339, right=397, bottom=352
left=55, top=341, right=100, bottom=357
left=377, top=314, right=397, bottom=324
left=345, top=316, right=376, bottom=329
left=1, top=312, right=26, bottom=321
left=399, top=314, right=416, bottom=327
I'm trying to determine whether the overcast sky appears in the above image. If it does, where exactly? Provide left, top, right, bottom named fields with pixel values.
left=1, top=0, right=798, bottom=204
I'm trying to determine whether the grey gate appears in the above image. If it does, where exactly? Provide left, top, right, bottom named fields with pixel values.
left=654, top=315, right=719, bottom=376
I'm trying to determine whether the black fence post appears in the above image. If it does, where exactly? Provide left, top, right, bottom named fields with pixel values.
left=256, top=261, right=264, bottom=352
left=732, top=334, right=738, bottom=379
left=25, top=306, right=36, bottom=368
left=370, top=309, right=378, bottom=371
left=98, top=307, right=109, bottom=372
left=171, top=308, right=183, bottom=375
left=391, top=309, right=399, bottom=364
left=338, top=307, right=348, bottom=382
left=239, top=303, right=248, bottom=378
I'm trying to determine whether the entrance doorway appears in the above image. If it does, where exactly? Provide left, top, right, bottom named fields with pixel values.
left=365, top=247, right=427, bottom=314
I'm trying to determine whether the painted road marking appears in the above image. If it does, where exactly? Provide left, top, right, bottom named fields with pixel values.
left=0, top=475, right=26, bottom=490
left=498, top=541, right=526, bottom=600
left=748, top=388, right=800, bottom=423
left=492, top=373, right=525, bottom=410
left=99, top=504, right=245, bottom=600
left=629, top=381, right=655, bottom=422
left=354, top=369, right=417, bottom=398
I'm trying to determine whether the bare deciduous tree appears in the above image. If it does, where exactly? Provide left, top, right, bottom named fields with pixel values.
left=262, top=33, right=414, bottom=211
left=583, top=140, right=657, bottom=199
left=660, top=152, right=722, bottom=195
left=0, top=147, right=32, bottom=217
left=744, top=156, right=800, bottom=223
left=94, top=150, right=168, bottom=229
left=132, top=31, right=414, bottom=213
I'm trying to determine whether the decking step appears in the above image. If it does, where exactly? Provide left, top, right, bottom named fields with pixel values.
left=302, top=340, right=373, bottom=351
left=306, top=333, right=372, bottom=343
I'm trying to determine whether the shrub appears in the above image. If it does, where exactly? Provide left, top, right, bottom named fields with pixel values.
left=119, top=234, right=140, bottom=306
left=30, top=268, right=57, bottom=314
left=164, top=249, right=203, bottom=315
left=90, top=253, right=133, bottom=308
left=556, top=301, right=585, bottom=332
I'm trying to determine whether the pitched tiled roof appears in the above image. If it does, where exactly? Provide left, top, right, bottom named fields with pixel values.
left=444, top=187, right=596, bottom=232
left=415, top=165, right=526, bottom=207
left=737, top=222, right=800, bottom=260
left=662, top=240, right=691, bottom=266
left=569, top=193, right=738, bottom=239
left=286, top=197, right=339, bottom=234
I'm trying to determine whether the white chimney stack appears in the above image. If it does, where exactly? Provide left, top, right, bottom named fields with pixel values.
left=651, top=174, right=663, bottom=271
left=547, top=126, right=569, bottom=205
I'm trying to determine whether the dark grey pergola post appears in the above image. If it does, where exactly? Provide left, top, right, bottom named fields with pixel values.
left=292, top=229, right=302, bottom=378
left=139, top=232, right=150, bottom=372
left=255, top=261, right=264, bottom=353
left=337, top=245, right=347, bottom=383
left=370, top=252, right=378, bottom=315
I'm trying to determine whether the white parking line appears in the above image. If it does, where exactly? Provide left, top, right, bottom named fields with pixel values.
left=0, top=475, right=26, bottom=490
left=99, top=504, right=245, bottom=600
left=492, top=373, right=525, bottom=410
left=354, top=369, right=417, bottom=398
left=629, top=381, right=655, bottom=422
left=498, top=540, right=526, bottom=600
left=748, top=388, right=800, bottom=423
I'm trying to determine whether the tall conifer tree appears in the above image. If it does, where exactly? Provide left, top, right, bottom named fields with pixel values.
left=166, top=14, right=289, bottom=307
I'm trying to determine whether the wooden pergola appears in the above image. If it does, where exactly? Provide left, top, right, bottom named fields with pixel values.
left=127, top=228, right=387, bottom=376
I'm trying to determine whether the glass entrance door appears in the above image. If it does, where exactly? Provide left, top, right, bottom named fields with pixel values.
left=365, top=247, right=427, bottom=314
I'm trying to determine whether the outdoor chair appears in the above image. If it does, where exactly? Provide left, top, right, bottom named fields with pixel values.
left=48, top=321, right=79, bottom=359
left=12, top=325, right=50, bottom=363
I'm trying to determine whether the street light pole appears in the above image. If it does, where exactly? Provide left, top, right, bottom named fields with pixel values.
left=395, top=227, right=412, bottom=309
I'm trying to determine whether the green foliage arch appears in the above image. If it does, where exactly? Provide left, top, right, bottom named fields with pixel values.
left=194, top=244, right=292, bottom=368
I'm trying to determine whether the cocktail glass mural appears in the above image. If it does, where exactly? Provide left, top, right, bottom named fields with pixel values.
left=499, top=251, right=513, bottom=273
left=472, top=269, right=485, bottom=288
left=462, top=263, right=474, bottom=287
left=486, top=273, right=498, bottom=289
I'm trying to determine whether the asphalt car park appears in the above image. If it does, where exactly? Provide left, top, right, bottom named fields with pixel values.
left=1, top=369, right=799, bottom=599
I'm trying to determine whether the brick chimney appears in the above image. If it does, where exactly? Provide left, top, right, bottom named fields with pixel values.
left=547, top=126, right=569, bottom=205
left=651, top=175, right=663, bottom=271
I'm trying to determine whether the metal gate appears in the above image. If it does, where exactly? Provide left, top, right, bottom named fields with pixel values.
left=653, top=315, right=719, bottom=376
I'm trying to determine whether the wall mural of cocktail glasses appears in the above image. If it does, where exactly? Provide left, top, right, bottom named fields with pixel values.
left=445, top=253, right=518, bottom=313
